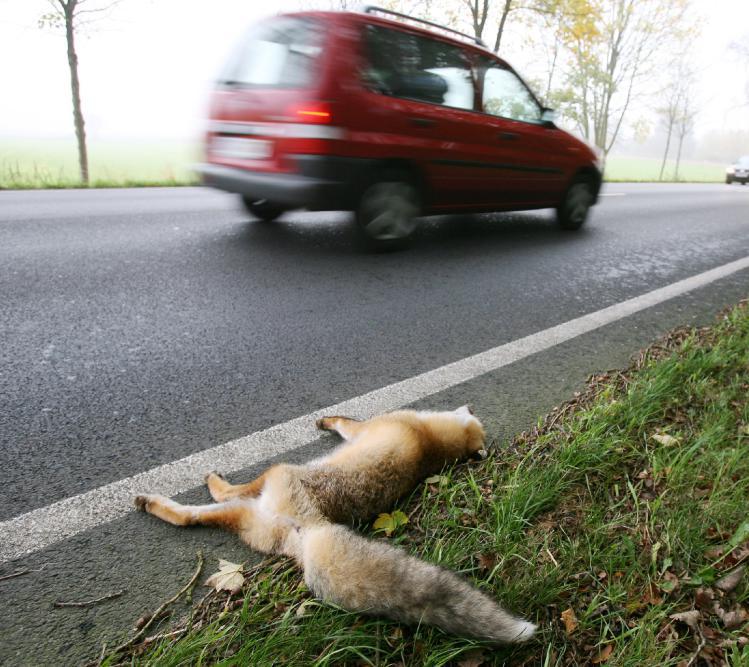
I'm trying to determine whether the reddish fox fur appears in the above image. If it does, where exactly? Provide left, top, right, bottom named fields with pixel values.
left=135, top=407, right=536, bottom=643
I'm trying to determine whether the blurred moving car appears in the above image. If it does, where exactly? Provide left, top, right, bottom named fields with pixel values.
left=196, top=6, right=602, bottom=246
left=725, top=156, right=749, bottom=185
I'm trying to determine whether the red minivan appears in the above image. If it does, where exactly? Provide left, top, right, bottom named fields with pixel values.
left=197, top=7, right=602, bottom=245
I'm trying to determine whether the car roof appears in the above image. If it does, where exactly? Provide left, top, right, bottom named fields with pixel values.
left=286, top=9, right=506, bottom=64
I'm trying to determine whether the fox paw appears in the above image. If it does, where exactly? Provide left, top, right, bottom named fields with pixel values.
left=134, top=495, right=151, bottom=511
left=315, top=417, right=330, bottom=430
left=204, top=471, right=225, bottom=484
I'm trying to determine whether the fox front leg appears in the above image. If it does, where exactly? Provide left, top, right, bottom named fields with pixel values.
left=315, top=415, right=364, bottom=440
left=204, top=469, right=271, bottom=502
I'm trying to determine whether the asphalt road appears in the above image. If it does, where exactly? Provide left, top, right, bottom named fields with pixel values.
left=1, top=183, right=748, bottom=664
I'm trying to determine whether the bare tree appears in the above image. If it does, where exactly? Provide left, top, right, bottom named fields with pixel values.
left=561, top=0, right=693, bottom=164
left=656, top=82, right=682, bottom=181
left=39, top=0, right=120, bottom=185
left=673, top=84, right=697, bottom=180
left=657, top=58, right=696, bottom=181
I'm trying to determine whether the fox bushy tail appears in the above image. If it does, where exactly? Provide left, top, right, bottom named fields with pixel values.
left=297, top=523, right=536, bottom=644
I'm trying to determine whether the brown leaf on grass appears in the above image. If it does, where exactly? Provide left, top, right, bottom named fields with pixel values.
left=643, top=582, right=664, bottom=606
left=659, top=570, right=680, bottom=594
left=718, top=606, right=748, bottom=630
left=204, top=559, right=245, bottom=594
left=704, top=546, right=725, bottom=559
left=706, top=527, right=732, bottom=541
left=695, top=587, right=716, bottom=611
left=591, top=644, right=614, bottom=664
left=385, top=626, right=404, bottom=646
left=560, top=607, right=578, bottom=635
left=477, top=553, right=496, bottom=571
left=457, top=649, right=487, bottom=667
left=715, top=565, right=745, bottom=593
left=669, top=610, right=701, bottom=631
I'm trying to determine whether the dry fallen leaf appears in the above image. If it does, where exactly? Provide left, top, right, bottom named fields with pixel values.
left=695, top=587, right=716, bottom=611
left=560, top=607, right=579, bottom=635
left=643, top=582, right=664, bottom=606
left=716, top=565, right=745, bottom=593
left=457, top=649, right=486, bottom=667
left=477, top=553, right=496, bottom=571
left=424, top=475, right=447, bottom=485
left=204, top=559, right=245, bottom=594
left=718, top=607, right=748, bottom=630
left=652, top=433, right=680, bottom=447
left=659, top=570, right=680, bottom=594
left=591, top=644, right=614, bottom=664
left=669, top=610, right=701, bottom=631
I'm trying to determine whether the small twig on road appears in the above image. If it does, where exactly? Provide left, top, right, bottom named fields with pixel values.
left=54, top=589, right=126, bottom=608
left=143, top=627, right=188, bottom=645
left=0, top=564, right=47, bottom=582
left=102, top=550, right=204, bottom=664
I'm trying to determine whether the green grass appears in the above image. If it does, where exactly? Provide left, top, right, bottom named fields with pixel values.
left=604, top=156, right=725, bottom=183
left=0, top=138, right=199, bottom=189
left=102, top=301, right=749, bottom=666
left=0, top=138, right=726, bottom=189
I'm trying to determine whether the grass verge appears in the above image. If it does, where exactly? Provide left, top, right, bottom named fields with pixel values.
left=102, top=301, right=749, bottom=666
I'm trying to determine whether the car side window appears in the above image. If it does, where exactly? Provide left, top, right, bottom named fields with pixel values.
left=480, top=61, right=541, bottom=123
left=362, top=25, right=475, bottom=111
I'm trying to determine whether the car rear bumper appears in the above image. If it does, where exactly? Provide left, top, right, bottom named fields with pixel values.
left=195, top=156, right=377, bottom=210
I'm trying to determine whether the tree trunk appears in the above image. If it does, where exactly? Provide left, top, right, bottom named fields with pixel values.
left=494, top=0, right=512, bottom=52
left=674, top=130, right=685, bottom=181
left=658, top=120, right=674, bottom=181
left=64, top=1, right=89, bottom=185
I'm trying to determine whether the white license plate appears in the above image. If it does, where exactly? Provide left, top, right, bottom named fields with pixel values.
left=212, top=136, right=272, bottom=160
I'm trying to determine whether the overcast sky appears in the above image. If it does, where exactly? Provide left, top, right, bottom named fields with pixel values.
left=0, top=0, right=747, bottom=143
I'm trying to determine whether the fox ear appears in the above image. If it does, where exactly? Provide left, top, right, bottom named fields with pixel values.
left=455, top=405, right=474, bottom=416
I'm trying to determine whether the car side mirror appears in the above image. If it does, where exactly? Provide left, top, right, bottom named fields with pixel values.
left=541, top=107, right=557, bottom=127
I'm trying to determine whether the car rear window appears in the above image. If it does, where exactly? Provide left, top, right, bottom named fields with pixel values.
left=219, top=16, right=324, bottom=89
left=362, top=24, right=475, bottom=110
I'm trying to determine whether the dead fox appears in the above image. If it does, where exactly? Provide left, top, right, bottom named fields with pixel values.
left=135, top=407, right=536, bottom=644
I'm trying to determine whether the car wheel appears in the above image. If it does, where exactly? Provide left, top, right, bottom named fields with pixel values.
left=356, top=174, right=420, bottom=248
left=241, top=197, right=286, bottom=222
left=726, top=177, right=732, bottom=184
left=557, top=177, right=594, bottom=230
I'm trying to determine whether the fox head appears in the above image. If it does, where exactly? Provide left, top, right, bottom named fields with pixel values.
left=418, top=406, right=487, bottom=462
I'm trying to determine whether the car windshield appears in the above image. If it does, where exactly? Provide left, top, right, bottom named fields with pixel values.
left=737, top=156, right=749, bottom=167
left=219, top=16, right=324, bottom=89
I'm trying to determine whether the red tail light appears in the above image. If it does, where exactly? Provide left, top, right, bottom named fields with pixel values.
left=289, top=102, right=332, bottom=124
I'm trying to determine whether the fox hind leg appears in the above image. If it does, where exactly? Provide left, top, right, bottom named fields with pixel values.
left=134, top=494, right=248, bottom=531
left=315, top=415, right=364, bottom=440
left=135, top=493, right=296, bottom=555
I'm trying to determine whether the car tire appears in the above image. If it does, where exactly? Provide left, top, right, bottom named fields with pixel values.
left=356, top=172, right=421, bottom=249
left=557, top=177, right=595, bottom=230
left=726, top=177, right=732, bottom=184
left=241, top=197, right=286, bottom=222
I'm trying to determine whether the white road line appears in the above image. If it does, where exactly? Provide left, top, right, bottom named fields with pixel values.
left=600, top=193, right=626, bottom=197
left=3, top=255, right=749, bottom=563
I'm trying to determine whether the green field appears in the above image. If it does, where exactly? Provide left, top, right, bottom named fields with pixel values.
left=604, top=156, right=725, bottom=183
left=0, top=138, right=726, bottom=189
left=0, top=138, right=199, bottom=188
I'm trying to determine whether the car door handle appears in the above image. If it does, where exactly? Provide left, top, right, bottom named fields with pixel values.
left=499, top=131, right=519, bottom=140
left=410, top=117, right=436, bottom=128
